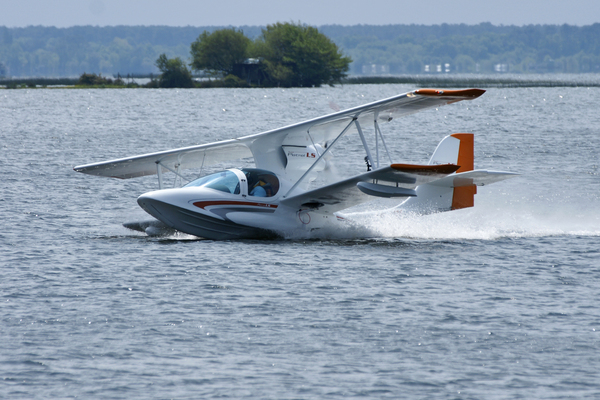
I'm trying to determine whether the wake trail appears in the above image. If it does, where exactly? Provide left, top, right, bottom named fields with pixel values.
left=302, top=196, right=600, bottom=241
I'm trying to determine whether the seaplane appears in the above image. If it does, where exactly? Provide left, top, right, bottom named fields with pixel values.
left=74, top=88, right=517, bottom=240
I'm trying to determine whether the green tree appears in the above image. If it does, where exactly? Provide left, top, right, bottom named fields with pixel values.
left=78, top=72, right=114, bottom=85
left=190, top=29, right=250, bottom=76
left=155, top=53, right=194, bottom=88
left=253, top=22, right=351, bottom=87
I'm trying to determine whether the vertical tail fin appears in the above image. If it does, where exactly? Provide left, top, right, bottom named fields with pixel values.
left=445, top=133, right=476, bottom=210
left=428, top=133, right=473, bottom=172
left=399, top=133, right=477, bottom=213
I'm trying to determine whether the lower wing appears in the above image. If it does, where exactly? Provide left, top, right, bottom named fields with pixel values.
left=279, top=164, right=462, bottom=213
left=280, top=165, right=517, bottom=214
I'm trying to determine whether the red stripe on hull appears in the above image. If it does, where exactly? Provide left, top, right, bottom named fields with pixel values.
left=193, top=200, right=278, bottom=210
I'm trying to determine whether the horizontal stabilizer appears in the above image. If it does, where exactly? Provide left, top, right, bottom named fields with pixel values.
left=428, top=170, right=519, bottom=188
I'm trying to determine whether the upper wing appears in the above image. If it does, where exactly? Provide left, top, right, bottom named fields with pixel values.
left=74, top=88, right=484, bottom=179
left=248, top=89, right=485, bottom=176
left=279, top=164, right=460, bottom=213
left=73, top=139, right=252, bottom=179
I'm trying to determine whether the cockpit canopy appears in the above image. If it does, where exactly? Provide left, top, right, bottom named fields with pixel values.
left=184, top=170, right=241, bottom=194
left=184, top=168, right=280, bottom=197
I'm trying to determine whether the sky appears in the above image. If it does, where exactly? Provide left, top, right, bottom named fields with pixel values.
left=1, top=0, right=599, bottom=27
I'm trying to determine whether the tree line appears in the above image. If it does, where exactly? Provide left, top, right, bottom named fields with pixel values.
left=328, top=23, right=600, bottom=74
left=2, top=23, right=600, bottom=78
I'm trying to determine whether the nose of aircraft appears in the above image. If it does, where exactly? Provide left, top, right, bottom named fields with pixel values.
left=137, top=187, right=208, bottom=228
left=137, top=190, right=175, bottom=225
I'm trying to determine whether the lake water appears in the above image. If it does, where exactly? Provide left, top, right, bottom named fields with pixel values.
left=1, top=81, right=600, bottom=399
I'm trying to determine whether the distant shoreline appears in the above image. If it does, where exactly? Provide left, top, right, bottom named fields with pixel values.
left=2, top=74, right=600, bottom=89
left=343, top=75, right=600, bottom=88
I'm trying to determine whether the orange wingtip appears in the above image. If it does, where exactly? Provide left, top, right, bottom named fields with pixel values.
left=390, top=163, right=461, bottom=174
left=414, top=89, right=485, bottom=99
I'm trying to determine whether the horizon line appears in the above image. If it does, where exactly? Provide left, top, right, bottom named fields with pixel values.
left=3, top=22, right=600, bottom=29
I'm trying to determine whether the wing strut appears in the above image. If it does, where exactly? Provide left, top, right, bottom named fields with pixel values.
left=156, top=161, right=163, bottom=189
left=284, top=117, right=357, bottom=199
left=374, top=119, right=393, bottom=168
left=356, top=117, right=393, bottom=171
left=306, top=130, right=322, bottom=158
left=375, top=116, right=379, bottom=169
left=156, top=161, right=187, bottom=189
left=355, top=120, right=374, bottom=170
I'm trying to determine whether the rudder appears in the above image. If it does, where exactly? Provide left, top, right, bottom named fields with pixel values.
left=446, top=133, right=476, bottom=210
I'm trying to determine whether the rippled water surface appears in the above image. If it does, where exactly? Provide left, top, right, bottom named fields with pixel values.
left=2, top=82, right=600, bottom=399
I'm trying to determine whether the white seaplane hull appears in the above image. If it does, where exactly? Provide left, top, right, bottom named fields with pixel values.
left=138, top=189, right=282, bottom=240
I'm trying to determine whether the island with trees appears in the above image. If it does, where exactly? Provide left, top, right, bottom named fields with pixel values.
left=185, top=23, right=351, bottom=88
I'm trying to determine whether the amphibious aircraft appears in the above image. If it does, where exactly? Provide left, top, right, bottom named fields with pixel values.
left=74, top=88, right=517, bottom=239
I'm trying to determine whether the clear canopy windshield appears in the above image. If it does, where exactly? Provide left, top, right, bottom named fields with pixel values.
left=183, top=168, right=279, bottom=197
left=184, top=170, right=240, bottom=194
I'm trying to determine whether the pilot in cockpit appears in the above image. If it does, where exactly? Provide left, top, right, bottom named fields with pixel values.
left=250, top=178, right=268, bottom=197
left=245, top=169, right=277, bottom=197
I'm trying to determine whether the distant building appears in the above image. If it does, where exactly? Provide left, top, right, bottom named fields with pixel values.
left=361, top=64, right=390, bottom=75
left=424, top=64, right=451, bottom=73
left=494, top=63, right=509, bottom=72
left=232, top=58, right=267, bottom=85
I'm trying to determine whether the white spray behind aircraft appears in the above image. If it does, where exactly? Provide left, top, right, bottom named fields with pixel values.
left=74, top=88, right=517, bottom=240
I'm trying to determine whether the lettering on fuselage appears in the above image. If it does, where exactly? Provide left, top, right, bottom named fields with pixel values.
left=287, top=151, right=316, bottom=158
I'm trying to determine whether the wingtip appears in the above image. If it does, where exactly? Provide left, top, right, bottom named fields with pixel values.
left=414, top=88, right=486, bottom=99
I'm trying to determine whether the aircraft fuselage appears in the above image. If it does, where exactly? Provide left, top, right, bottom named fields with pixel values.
left=137, top=168, right=330, bottom=239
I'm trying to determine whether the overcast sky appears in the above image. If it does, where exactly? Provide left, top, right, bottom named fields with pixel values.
left=2, top=0, right=599, bottom=27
